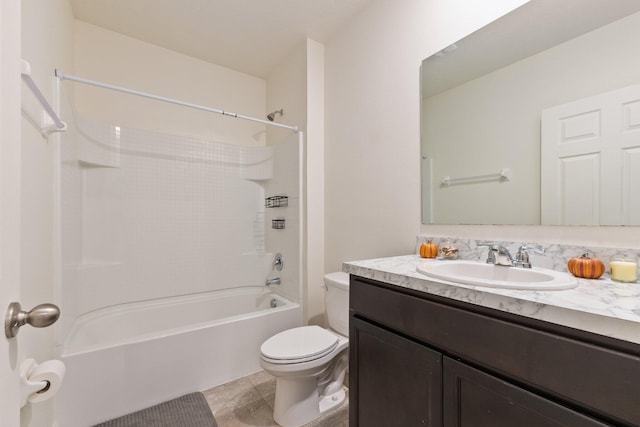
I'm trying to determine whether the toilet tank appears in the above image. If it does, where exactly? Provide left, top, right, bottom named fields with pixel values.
left=324, top=272, right=350, bottom=337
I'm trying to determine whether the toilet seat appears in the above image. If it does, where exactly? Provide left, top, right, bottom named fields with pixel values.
left=260, top=326, right=338, bottom=364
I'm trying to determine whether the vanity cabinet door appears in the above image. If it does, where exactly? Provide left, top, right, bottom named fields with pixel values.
left=443, top=357, right=609, bottom=427
left=350, top=315, right=443, bottom=427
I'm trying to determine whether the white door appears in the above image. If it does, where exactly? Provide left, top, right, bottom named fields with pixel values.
left=541, top=84, right=640, bottom=225
left=1, top=1, right=23, bottom=425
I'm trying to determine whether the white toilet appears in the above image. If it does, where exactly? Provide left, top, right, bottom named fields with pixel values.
left=259, top=272, right=349, bottom=427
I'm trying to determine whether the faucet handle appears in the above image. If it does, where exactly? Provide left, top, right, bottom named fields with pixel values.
left=518, top=244, right=544, bottom=255
left=478, top=244, right=499, bottom=264
left=514, top=245, right=544, bottom=268
left=273, top=253, right=283, bottom=271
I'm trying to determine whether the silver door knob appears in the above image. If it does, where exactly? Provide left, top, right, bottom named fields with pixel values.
left=4, top=302, right=60, bottom=338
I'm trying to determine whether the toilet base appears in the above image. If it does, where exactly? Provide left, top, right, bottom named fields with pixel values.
left=319, top=386, right=346, bottom=414
left=272, top=376, right=346, bottom=427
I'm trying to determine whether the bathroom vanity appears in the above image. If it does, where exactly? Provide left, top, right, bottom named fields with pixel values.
left=345, top=255, right=640, bottom=427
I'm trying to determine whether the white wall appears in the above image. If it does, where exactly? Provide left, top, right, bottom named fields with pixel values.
left=266, top=42, right=307, bottom=146
left=304, top=39, right=326, bottom=325
left=73, top=21, right=267, bottom=145
left=20, top=0, right=74, bottom=425
left=325, top=0, right=639, bottom=273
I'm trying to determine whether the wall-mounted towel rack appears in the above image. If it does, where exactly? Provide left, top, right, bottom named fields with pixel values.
left=21, top=60, right=67, bottom=136
left=441, top=168, right=511, bottom=186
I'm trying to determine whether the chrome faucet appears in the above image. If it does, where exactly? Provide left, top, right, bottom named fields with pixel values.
left=485, top=245, right=515, bottom=266
left=484, top=244, right=544, bottom=268
left=265, top=277, right=281, bottom=286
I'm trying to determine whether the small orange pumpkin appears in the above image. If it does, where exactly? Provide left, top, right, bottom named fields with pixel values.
left=420, top=241, right=439, bottom=258
left=567, top=253, right=605, bottom=279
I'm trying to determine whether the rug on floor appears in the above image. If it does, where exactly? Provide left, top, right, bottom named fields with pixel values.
left=93, top=392, right=217, bottom=427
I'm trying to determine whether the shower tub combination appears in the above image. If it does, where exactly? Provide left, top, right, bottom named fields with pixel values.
left=56, top=287, right=301, bottom=427
left=54, top=72, right=304, bottom=426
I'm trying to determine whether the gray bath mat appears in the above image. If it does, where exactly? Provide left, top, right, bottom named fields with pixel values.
left=93, top=392, right=217, bottom=427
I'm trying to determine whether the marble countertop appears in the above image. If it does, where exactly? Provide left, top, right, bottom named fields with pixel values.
left=343, top=254, right=640, bottom=345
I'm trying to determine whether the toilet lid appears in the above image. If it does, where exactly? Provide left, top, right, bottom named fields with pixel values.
left=260, top=325, right=338, bottom=363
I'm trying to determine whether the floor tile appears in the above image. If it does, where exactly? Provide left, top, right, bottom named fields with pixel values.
left=203, top=370, right=348, bottom=427
left=203, top=376, right=264, bottom=417
left=247, top=370, right=277, bottom=407
left=215, top=396, right=278, bottom=427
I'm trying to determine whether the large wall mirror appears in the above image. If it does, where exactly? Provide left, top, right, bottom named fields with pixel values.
left=421, top=0, right=640, bottom=226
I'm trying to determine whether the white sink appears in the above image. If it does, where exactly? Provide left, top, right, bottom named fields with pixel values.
left=416, top=260, right=579, bottom=290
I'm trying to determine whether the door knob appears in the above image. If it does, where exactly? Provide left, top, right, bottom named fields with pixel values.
left=5, top=302, right=60, bottom=338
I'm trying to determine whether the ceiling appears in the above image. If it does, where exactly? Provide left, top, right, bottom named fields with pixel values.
left=71, top=0, right=373, bottom=79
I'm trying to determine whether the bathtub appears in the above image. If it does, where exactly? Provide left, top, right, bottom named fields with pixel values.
left=55, top=287, right=301, bottom=427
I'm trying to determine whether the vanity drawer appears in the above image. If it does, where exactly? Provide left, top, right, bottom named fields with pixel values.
left=350, top=276, right=640, bottom=426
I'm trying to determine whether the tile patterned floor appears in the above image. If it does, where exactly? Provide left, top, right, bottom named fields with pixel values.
left=202, top=370, right=348, bottom=427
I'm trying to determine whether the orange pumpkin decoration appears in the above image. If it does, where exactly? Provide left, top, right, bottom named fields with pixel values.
left=420, top=241, right=439, bottom=258
left=567, top=253, right=605, bottom=279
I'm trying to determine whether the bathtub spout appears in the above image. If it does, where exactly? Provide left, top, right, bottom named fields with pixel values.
left=265, top=278, right=281, bottom=286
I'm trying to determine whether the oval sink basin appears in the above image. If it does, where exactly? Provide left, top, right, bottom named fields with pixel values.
left=416, top=260, right=578, bottom=290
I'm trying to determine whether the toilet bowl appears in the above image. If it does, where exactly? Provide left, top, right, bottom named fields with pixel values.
left=259, top=272, right=349, bottom=427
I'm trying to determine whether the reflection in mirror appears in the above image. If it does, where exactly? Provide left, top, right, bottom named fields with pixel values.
left=420, top=0, right=640, bottom=225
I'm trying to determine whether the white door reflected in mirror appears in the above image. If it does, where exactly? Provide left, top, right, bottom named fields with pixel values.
left=541, top=84, right=640, bottom=226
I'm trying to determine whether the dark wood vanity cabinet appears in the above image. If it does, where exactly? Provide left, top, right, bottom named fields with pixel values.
left=349, top=276, right=640, bottom=427
left=443, top=358, right=608, bottom=427
left=350, top=316, right=443, bottom=426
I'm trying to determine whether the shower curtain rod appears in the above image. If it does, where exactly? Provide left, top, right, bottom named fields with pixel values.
left=55, top=69, right=299, bottom=133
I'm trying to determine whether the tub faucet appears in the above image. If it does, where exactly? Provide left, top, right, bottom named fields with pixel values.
left=485, top=245, right=514, bottom=267
left=265, top=277, right=281, bottom=286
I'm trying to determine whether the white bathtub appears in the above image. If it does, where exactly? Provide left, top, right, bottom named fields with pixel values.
left=55, top=287, right=301, bottom=427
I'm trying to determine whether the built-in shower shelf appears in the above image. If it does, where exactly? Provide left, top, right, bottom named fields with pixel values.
left=265, top=195, right=288, bottom=208
left=272, top=218, right=285, bottom=229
